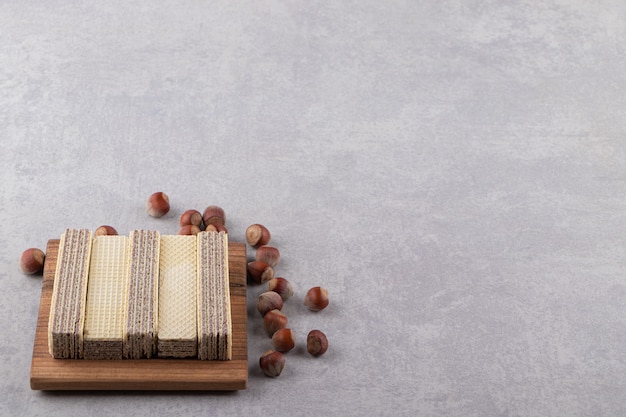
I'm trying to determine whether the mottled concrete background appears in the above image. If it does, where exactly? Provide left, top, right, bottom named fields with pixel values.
left=1, top=1, right=625, bottom=416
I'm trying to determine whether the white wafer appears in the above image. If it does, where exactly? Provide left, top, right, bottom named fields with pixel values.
left=157, top=235, right=197, bottom=358
left=83, top=235, right=130, bottom=360
left=48, top=228, right=93, bottom=359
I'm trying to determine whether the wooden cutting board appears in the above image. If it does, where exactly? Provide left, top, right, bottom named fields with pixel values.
left=30, top=239, right=248, bottom=390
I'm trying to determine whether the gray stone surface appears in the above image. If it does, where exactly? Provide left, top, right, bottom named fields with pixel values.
left=1, top=1, right=625, bottom=416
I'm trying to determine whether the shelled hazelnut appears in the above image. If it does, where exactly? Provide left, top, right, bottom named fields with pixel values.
left=307, top=330, right=328, bottom=357
left=263, top=309, right=288, bottom=337
left=94, top=225, right=118, bottom=236
left=202, top=205, right=225, bottom=226
left=178, top=225, right=201, bottom=235
left=146, top=192, right=170, bottom=218
left=271, top=328, right=295, bottom=352
left=245, top=224, right=271, bottom=247
left=247, top=261, right=274, bottom=284
left=19, top=248, right=45, bottom=275
left=257, top=291, right=283, bottom=316
left=205, top=223, right=228, bottom=233
left=256, top=245, right=280, bottom=267
left=179, top=209, right=203, bottom=228
left=259, top=350, right=285, bottom=377
left=268, top=277, right=294, bottom=300
left=304, top=286, right=329, bottom=312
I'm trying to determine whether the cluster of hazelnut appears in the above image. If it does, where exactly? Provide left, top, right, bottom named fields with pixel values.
left=147, top=191, right=227, bottom=234
left=18, top=191, right=226, bottom=274
left=246, top=224, right=329, bottom=378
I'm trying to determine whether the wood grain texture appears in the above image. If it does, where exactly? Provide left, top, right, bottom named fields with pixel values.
left=30, top=239, right=248, bottom=391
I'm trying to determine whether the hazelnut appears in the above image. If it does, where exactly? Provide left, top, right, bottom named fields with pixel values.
left=178, top=225, right=201, bottom=235
left=94, top=225, right=118, bottom=236
left=307, top=330, right=328, bottom=356
left=19, top=248, right=45, bottom=275
left=263, top=309, right=288, bottom=337
left=256, top=245, right=280, bottom=267
left=257, top=291, right=283, bottom=316
left=304, top=286, right=329, bottom=312
left=179, top=209, right=203, bottom=228
left=146, top=192, right=170, bottom=217
left=268, top=277, right=294, bottom=300
left=247, top=261, right=274, bottom=284
left=245, top=224, right=271, bottom=247
left=205, top=223, right=228, bottom=233
left=271, top=328, right=295, bottom=353
left=259, top=350, right=285, bottom=377
left=202, top=205, right=225, bottom=226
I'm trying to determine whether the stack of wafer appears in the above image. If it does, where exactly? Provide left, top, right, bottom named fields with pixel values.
left=123, top=230, right=160, bottom=359
left=47, top=228, right=233, bottom=361
left=197, top=231, right=232, bottom=360
left=48, top=229, right=93, bottom=359
left=83, top=235, right=130, bottom=360
left=157, top=235, right=197, bottom=358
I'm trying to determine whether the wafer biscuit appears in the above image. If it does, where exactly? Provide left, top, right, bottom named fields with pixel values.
left=83, top=236, right=130, bottom=360
left=48, top=228, right=93, bottom=359
left=157, top=235, right=197, bottom=358
left=123, top=230, right=160, bottom=359
left=197, top=231, right=231, bottom=360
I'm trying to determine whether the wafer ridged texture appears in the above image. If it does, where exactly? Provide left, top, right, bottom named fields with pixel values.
left=83, top=236, right=130, bottom=360
left=157, top=235, right=197, bottom=358
left=123, top=230, right=160, bottom=359
left=197, top=231, right=232, bottom=360
left=48, top=229, right=93, bottom=359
